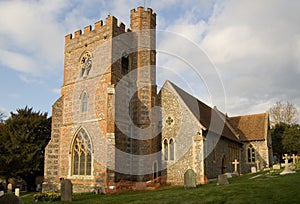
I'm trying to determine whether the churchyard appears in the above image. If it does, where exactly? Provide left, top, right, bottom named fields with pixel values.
left=17, top=162, right=300, bottom=204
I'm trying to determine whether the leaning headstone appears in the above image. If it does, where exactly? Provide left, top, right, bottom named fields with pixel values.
left=15, top=188, right=20, bottom=197
left=251, top=166, right=257, bottom=173
left=0, top=190, right=4, bottom=197
left=280, top=154, right=295, bottom=175
left=60, top=179, right=73, bottom=202
left=184, top=169, right=196, bottom=188
left=217, top=174, right=229, bottom=186
left=0, top=193, right=24, bottom=204
left=7, top=183, right=12, bottom=193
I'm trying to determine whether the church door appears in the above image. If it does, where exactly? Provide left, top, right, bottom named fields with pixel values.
left=221, top=156, right=226, bottom=174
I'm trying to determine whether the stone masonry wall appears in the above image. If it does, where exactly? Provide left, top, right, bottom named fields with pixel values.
left=160, top=82, right=204, bottom=185
left=43, top=97, right=63, bottom=192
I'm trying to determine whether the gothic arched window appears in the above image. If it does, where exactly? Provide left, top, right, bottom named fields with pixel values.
left=81, top=92, right=88, bottom=113
left=72, top=129, right=92, bottom=175
left=247, top=144, right=255, bottom=163
left=169, top=139, right=174, bottom=161
left=163, top=139, right=168, bottom=161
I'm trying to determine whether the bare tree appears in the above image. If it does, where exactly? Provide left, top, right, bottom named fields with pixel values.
left=0, top=112, right=5, bottom=123
left=269, top=101, right=298, bottom=126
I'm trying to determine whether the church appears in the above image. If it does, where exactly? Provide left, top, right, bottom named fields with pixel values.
left=43, top=7, right=273, bottom=193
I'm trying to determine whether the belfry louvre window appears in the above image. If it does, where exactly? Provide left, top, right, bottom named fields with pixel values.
left=72, top=129, right=92, bottom=175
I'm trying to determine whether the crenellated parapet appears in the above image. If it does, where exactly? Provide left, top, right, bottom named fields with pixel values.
left=130, top=6, right=156, bottom=16
left=65, top=15, right=128, bottom=43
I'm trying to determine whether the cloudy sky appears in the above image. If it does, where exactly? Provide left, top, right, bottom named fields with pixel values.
left=0, top=0, right=299, bottom=120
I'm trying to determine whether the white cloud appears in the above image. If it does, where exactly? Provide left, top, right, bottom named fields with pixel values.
left=198, top=0, right=300, bottom=115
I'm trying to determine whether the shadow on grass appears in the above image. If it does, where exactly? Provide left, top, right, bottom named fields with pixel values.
left=21, top=170, right=300, bottom=204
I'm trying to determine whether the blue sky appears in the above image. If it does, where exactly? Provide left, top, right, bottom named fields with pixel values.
left=0, top=0, right=300, bottom=121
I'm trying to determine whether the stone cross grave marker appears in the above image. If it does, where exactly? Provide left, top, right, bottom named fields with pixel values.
left=232, top=159, right=239, bottom=173
left=283, top=154, right=290, bottom=171
left=291, top=154, right=297, bottom=164
left=217, top=174, right=229, bottom=185
left=256, top=160, right=260, bottom=171
left=280, top=154, right=295, bottom=175
left=184, top=169, right=196, bottom=188
left=61, top=179, right=73, bottom=202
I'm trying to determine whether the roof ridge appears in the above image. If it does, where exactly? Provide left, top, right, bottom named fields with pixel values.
left=230, top=112, right=267, bottom=119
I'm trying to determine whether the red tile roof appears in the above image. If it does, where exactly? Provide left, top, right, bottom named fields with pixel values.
left=229, top=113, right=268, bottom=142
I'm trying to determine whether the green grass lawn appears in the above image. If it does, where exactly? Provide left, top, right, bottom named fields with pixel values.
left=21, top=170, right=300, bottom=204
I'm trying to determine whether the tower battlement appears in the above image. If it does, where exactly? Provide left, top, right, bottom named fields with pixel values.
left=130, top=6, right=156, bottom=15
left=65, top=15, right=128, bottom=43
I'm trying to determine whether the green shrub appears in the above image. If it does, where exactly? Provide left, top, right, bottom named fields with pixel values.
left=33, top=192, right=61, bottom=202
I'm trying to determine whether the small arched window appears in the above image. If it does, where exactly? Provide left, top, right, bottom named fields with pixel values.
left=169, top=139, right=174, bottom=161
left=81, top=92, right=88, bottom=112
left=121, top=53, right=129, bottom=75
left=72, top=129, right=92, bottom=175
left=247, top=145, right=255, bottom=163
left=163, top=139, right=168, bottom=161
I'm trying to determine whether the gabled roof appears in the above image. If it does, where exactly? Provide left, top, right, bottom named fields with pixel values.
left=228, top=113, right=268, bottom=142
left=163, top=80, right=240, bottom=143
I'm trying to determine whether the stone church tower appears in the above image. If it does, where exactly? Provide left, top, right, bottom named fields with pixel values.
left=43, top=7, right=160, bottom=192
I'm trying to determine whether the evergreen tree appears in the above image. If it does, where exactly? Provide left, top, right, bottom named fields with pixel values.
left=282, top=124, right=300, bottom=154
left=0, top=107, right=51, bottom=190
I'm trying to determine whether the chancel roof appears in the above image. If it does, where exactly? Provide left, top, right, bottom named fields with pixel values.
left=228, top=113, right=268, bottom=142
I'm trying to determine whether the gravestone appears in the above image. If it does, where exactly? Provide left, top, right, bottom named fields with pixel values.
left=15, top=188, right=20, bottom=197
left=217, top=174, right=229, bottom=186
left=251, top=166, right=257, bottom=173
left=0, top=190, right=4, bottom=197
left=7, top=183, right=12, bottom=193
left=60, top=179, right=73, bottom=202
left=184, top=169, right=196, bottom=188
left=291, top=154, right=297, bottom=164
left=232, top=159, right=239, bottom=173
left=273, top=164, right=281, bottom=170
left=280, top=154, right=295, bottom=175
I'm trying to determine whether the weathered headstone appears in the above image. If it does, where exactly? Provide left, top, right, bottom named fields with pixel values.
left=280, top=154, right=295, bottom=175
left=273, top=164, right=281, bottom=170
left=232, top=159, right=239, bottom=173
left=7, top=183, right=12, bottom=193
left=217, top=174, right=229, bottom=185
left=251, top=166, right=257, bottom=173
left=15, top=188, right=20, bottom=197
left=60, top=179, right=73, bottom=202
left=0, top=190, right=4, bottom=197
left=184, top=169, right=196, bottom=188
